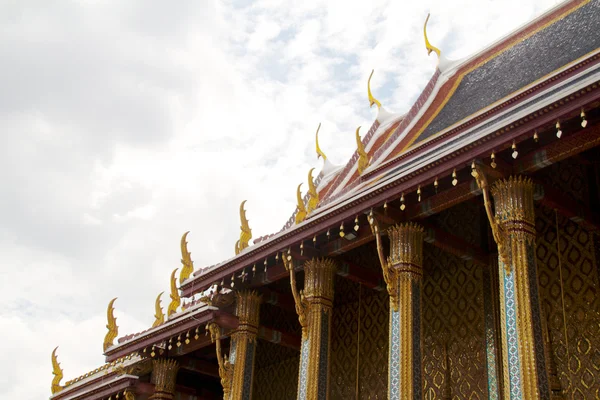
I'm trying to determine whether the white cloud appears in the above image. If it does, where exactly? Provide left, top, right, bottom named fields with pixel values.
left=0, top=0, right=559, bottom=398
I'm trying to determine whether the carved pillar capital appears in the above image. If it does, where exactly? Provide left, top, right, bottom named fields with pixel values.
left=149, top=359, right=179, bottom=400
left=387, top=223, right=424, bottom=276
left=303, top=257, right=336, bottom=305
left=491, top=176, right=536, bottom=240
left=235, top=290, right=261, bottom=336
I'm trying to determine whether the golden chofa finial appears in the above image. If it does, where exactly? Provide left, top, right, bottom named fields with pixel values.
left=168, top=268, right=181, bottom=316
left=315, top=123, right=327, bottom=161
left=152, top=291, right=165, bottom=328
left=367, top=69, right=382, bottom=110
left=356, top=126, right=369, bottom=175
left=307, top=168, right=319, bottom=213
left=235, top=200, right=252, bottom=255
left=424, top=13, right=441, bottom=58
left=179, top=231, right=194, bottom=282
left=51, top=347, right=64, bottom=394
left=103, top=298, right=119, bottom=352
left=295, top=183, right=307, bottom=224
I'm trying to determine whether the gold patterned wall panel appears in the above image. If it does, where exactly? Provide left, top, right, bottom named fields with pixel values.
left=260, top=301, right=303, bottom=337
left=252, top=340, right=299, bottom=399
left=357, top=289, right=389, bottom=398
left=330, top=281, right=359, bottom=400
left=330, top=276, right=389, bottom=400
left=535, top=205, right=600, bottom=399
left=539, top=160, right=589, bottom=205
left=422, top=245, right=487, bottom=400
left=432, top=199, right=483, bottom=248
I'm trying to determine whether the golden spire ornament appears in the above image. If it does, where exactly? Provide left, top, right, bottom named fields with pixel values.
left=307, top=168, right=319, bottom=213
left=295, top=183, right=308, bottom=224
left=51, top=347, right=64, bottom=394
left=152, top=292, right=165, bottom=328
left=356, top=126, right=370, bottom=175
left=424, top=13, right=441, bottom=58
left=367, top=69, right=382, bottom=109
left=167, top=268, right=181, bottom=317
left=235, top=200, right=252, bottom=255
left=179, top=231, right=194, bottom=283
left=315, top=123, right=328, bottom=161
left=103, top=297, right=119, bottom=352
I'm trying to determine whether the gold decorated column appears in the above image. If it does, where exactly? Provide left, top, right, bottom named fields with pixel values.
left=149, top=359, right=179, bottom=400
left=490, top=177, right=550, bottom=399
left=229, top=290, right=261, bottom=400
left=370, top=218, right=424, bottom=400
left=286, top=256, right=336, bottom=400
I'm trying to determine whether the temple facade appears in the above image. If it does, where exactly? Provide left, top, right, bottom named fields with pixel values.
left=50, top=0, right=600, bottom=399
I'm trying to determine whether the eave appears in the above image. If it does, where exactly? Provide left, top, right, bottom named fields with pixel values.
left=51, top=374, right=138, bottom=400
left=181, top=77, right=600, bottom=298
left=104, top=305, right=225, bottom=362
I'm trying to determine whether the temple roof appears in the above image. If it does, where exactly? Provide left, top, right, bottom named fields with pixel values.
left=49, top=2, right=600, bottom=397
left=414, top=0, right=599, bottom=146
left=369, top=0, right=599, bottom=169
left=180, top=0, right=600, bottom=295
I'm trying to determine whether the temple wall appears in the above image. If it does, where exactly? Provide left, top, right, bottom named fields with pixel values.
left=422, top=245, right=488, bottom=399
left=536, top=205, right=600, bottom=399
left=329, top=277, right=389, bottom=399
left=252, top=341, right=299, bottom=399
left=252, top=301, right=301, bottom=399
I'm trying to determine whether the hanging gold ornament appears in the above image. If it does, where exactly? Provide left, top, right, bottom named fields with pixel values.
left=555, top=121, right=562, bottom=138
left=511, top=140, right=518, bottom=159
left=452, top=169, right=458, bottom=186
left=580, top=110, right=587, bottom=128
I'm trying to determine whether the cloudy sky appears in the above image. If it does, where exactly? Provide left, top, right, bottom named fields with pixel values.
left=0, top=0, right=561, bottom=398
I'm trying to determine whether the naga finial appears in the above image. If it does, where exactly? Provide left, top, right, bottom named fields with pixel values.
left=315, top=123, right=327, bottom=161
left=179, top=231, right=194, bottom=282
left=51, top=347, right=64, bottom=394
left=152, top=291, right=165, bottom=328
left=368, top=69, right=382, bottom=109
left=235, top=200, right=252, bottom=255
left=307, top=168, right=319, bottom=213
left=295, top=183, right=307, bottom=224
left=424, top=13, right=441, bottom=59
left=356, top=126, right=369, bottom=175
left=103, top=298, right=119, bottom=352
left=167, top=268, right=181, bottom=316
